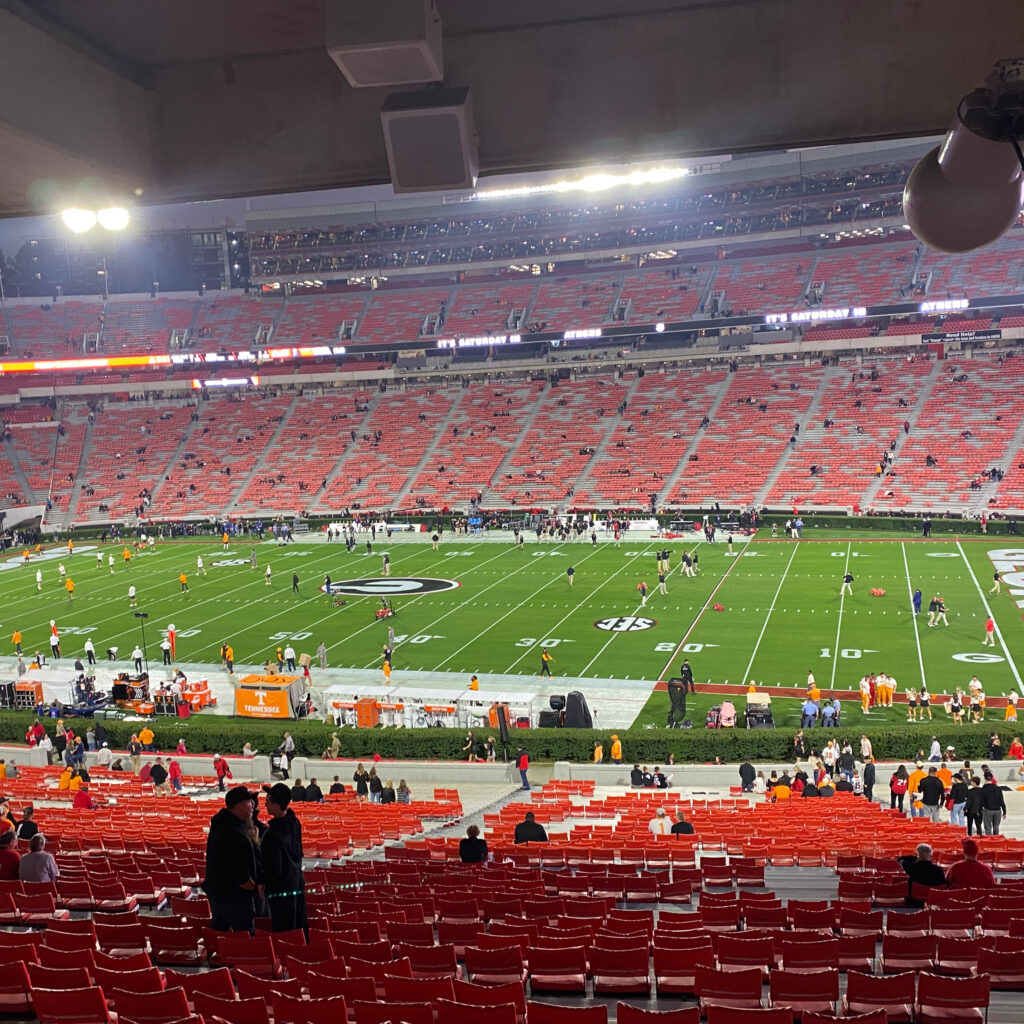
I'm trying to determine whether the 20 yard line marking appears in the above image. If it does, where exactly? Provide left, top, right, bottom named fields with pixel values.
left=830, top=543, right=852, bottom=689
left=956, top=540, right=1024, bottom=694
left=742, top=542, right=801, bottom=685
left=901, top=541, right=927, bottom=689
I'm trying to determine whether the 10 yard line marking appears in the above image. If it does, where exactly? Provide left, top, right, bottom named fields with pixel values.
left=956, top=540, right=1024, bottom=695
left=901, top=541, right=927, bottom=689
left=830, top=542, right=851, bottom=689
left=742, top=542, right=800, bottom=685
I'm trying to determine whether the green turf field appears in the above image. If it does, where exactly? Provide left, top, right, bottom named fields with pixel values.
left=3, top=535, right=1023, bottom=727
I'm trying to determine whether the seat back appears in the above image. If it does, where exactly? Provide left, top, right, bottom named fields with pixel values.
left=526, top=1001, right=609, bottom=1023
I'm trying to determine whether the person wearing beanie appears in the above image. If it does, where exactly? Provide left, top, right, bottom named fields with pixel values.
left=945, top=837, right=996, bottom=889
left=201, top=786, right=260, bottom=931
left=260, top=783, right=307, bottom=935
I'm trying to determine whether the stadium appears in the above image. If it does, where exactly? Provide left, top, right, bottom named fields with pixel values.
left=2, top=2, right=1024, bottom=1022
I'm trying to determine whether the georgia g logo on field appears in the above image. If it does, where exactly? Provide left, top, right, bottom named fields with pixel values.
left=319, top=577, right=461, bottom=596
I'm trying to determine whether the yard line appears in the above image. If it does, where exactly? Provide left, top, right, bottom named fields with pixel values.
left=349, top=544, right=538, bottom=666
left=829, top=542, right=851, bottom=689
left=901, top=541, right=927, bottom=689
left=576, top=543, right=700, bottom=678
left=742, top=542, right=801, bottom=686
left=655, top=543, right=748, bottom=682
left=497, top=543, right=662, bottom=674
left=432, top=546, right=607, bottom=671
left=956, top=540, right=1024, bottom=694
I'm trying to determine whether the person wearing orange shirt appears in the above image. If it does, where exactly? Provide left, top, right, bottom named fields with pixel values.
left=11, top=631, right=21, bottom=655
left=610, top=734, right=623, bottom=764
left=65, top=578, right=74, bottom=600
left=907, top=762, right=927, bottom=818
left=937, top=763, right=953, bottom=789
left=123, top=547, right=131, bottom=567
left=179, top=573, right=189, bottom=593
left=57, top=767, right=72, bottom=791
left=222, top=532, right=230, bottom=551
left=224, top=645, right=234, bottom=675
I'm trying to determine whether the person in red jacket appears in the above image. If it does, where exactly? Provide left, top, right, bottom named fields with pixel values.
left=72, top=785, right=95, bottom=810
left=946, top=837, right=996, bottom=889
left=213, top=754, right=232, bottom=792
left=1008, top=736, right=1024, bottom=760
left=516, top=745, right=530, bottom=791
left=168, top=759, right=183, bottom=794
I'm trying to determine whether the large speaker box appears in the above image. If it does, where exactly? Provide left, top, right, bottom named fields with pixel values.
left=380, top=87, right=478, bottom=192
left=537, top=710, right=562, bottom=728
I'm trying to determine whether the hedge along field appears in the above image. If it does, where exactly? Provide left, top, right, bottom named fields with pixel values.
left=0, top=712, right=1016, bottom=764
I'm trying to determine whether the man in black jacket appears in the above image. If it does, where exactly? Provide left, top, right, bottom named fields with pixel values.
left=981, top=774, right=1007, bottom=835
left=513, top=811, right=548, bottom=844
left=863, top=757, right=876, bottom=802
left=965, top=777, right=985, bottom=835
left=202, top=786, right=260, bottom=932
left=899, top=842, right=946, bottom=907
left=738, top=759, right=756, bottom=792
left=630, top=764, right=644, bottom=788
left=918, top=767, right=946, bottom=823
left=261, top=783, right=307, bottom=935
left=304, top=778, right=324, bottom=803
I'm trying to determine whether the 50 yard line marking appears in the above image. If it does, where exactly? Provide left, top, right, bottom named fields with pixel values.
left=956, top=540, right=1024, bottom=694
left=741, top=541, right=801, bottom=685
left=830, top=542, right=852, bottom=689
left=901, top=541, right=927, bottom=689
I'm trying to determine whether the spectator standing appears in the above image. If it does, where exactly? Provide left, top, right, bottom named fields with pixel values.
left=260, top=783, right=307, bottom=935
left=396, top=779, right=411, bottom=804
left=918, top=767, right=946, bottom=822
left=149, top=758, right=170, bottom=795
left=981, top=773, right=1007, bottom=834
left=739, top=758, right=756, bottom=792
left=367, top=768, right=383, bottom=804
left=201, top=787, right=260, bottom=931
left=352, top=763, right=369, bottom=801
left=168, top=758, right=183, bottom=794
left=127, top=735, right=143, bottom=774
left=948, top=771, right=968, bottom=827
left=964, top=777, right=985, bottom=836
left=863, top=757, right=876, bottom=802
left=889, top=765, right=909, bottom=812
left=516, top=745, right=531, bottom=791
left=213, top=754, right=232, bottom=792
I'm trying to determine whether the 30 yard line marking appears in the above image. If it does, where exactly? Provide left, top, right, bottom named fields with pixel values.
left=431, top=544, right=607, bottom=671
left=501, top=542, right=666, bottom=675
left=901, top=541, right=927, bottom=689
left=830, top=542, right=852, bottom=689
left=956, top=540, right=1024, bottom=694
left=742, top=541, right=800, bottom=685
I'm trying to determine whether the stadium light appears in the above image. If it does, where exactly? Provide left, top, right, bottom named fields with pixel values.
left=475, top=166, right=690, bottom=201
left=904, top=58, right=1024, bottom=253
left=61, top=209, right=96, bottom=233
left=97, top=207, right=130, bottom=231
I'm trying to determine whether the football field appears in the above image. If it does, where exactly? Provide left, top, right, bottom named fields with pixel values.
left=3, top=533, right=1023, bottom=729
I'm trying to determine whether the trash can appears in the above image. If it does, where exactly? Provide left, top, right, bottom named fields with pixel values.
left=176, top=702, right=191, bottom=719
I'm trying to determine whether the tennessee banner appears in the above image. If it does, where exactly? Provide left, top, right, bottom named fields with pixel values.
left=234, top=687, right=291, bottom=719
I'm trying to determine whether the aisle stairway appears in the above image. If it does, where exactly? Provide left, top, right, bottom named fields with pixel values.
left=753, top=367, right=838, bottom=508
